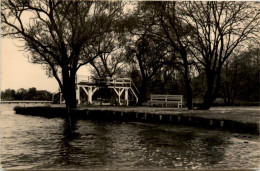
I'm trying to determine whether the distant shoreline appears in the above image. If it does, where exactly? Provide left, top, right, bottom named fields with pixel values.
left=0, top=100, right=52, bottom=104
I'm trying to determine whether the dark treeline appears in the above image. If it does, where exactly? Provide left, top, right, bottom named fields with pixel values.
left=192, top=47, right=260, bottom=106
left=220, top=48, right=259, bottom=106
left=102, top=47, right=259, bottom=107
left=2, top=1, right=259, bottom=109
left=89, top=2, right=260, bottom=108
left=1, top=87, right=52, bottom=101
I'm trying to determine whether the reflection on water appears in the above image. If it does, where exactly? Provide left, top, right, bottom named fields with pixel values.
left=1, top=104, right=259, bottom=169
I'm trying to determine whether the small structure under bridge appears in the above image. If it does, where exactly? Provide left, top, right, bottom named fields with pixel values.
left=76, top=75, right=139, bottom=106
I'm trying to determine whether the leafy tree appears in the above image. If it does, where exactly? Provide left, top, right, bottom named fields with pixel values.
left=1, top=89, right=16, bottom=100
left=141, top=1, right=259, bottom=109
left=27, top=87, right=37, bottom=100
left=1, top=87, right=52, bottom=100
left=138, top=1, right=194, bottom=109
left=15, top=88, right=27, bottom=100
left=1, top=0, right=123, bottom=108
left=122, top=3, right=171, bottom=105
left=152, top=66, right=177, bottom=94
left=125, top=35, right=170, bottom=104
left=36, top=90, right=52, bottom=100
left=89, top=33, right=127, bottom=79
left=222, top=47, right=260, bottom=105
left=0, top=91, right=4, bottom=100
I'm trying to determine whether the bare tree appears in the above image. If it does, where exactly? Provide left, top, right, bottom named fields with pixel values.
left=89, top=32, right=127, bottom=79
left=180, top=1, right=260, bottom=109
left=90, top=52, right=126, bottom=79
left=1, top=0, right=123, bottom=109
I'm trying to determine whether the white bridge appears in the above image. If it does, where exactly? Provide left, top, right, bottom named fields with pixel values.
left=76, top=75, right=139, bottom=106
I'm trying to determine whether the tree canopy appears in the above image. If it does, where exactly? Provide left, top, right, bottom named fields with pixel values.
left=181, top=1, right=260, bottom=109
left=2, top=1, right=259, bottom=110
left=2, top=0, right=124, bottom=108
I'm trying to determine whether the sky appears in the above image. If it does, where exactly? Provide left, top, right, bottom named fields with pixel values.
left=1, top=38, right=90, bottom=93
left=0, top=2, right=135, bottom=94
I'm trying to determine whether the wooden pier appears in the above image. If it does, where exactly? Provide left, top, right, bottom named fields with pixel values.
left=75, top=76, right=139, bottom=106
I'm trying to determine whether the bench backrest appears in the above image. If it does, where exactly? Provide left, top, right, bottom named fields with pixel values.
left=151, top=94, right=182, bottom=102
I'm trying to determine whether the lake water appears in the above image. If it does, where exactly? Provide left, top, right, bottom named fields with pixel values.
left=0, top=104, right=259, bottom=169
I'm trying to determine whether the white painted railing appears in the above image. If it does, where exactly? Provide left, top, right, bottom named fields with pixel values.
left=76, top=75, right=140, bottom=103
left=77, top=75, right=136, bottom=88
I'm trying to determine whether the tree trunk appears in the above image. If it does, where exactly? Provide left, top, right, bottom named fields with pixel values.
left=137, top=79, right=148, bottom=105
left=182, top=52, right=193, bottom=110
left=199, top=70, right=221, bottom=110
left=184, top=69, right=193, bottom=110
left=62, top=68, right=77, bottom=109
left=200, top=91, right=213, bottom=110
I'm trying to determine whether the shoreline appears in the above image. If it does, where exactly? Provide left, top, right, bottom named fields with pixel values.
left=13, top=105, right=260, bottom=135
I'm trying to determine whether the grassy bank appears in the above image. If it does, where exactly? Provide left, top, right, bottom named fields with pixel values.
left=80, top=106, right=260, bottom=125
left=14, top=105, right=259, bottom=134
left=14, top=106, right=67, bottom=118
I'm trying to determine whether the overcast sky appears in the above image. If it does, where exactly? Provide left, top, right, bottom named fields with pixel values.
left=1, top=38, right=90, bottom=93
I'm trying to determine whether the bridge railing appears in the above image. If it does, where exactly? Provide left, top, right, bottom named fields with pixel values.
left=77, top=75, right=132, bottom=86
left=76, top=75, right=139, bottom=95
left=76, top=75, right=93, bottom=83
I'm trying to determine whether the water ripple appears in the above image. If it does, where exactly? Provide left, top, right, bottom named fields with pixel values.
left=1, top=104, right=259, bottom=169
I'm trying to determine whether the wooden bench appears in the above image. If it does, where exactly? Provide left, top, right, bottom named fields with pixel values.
left=150, top=94, right=183, bottom=108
